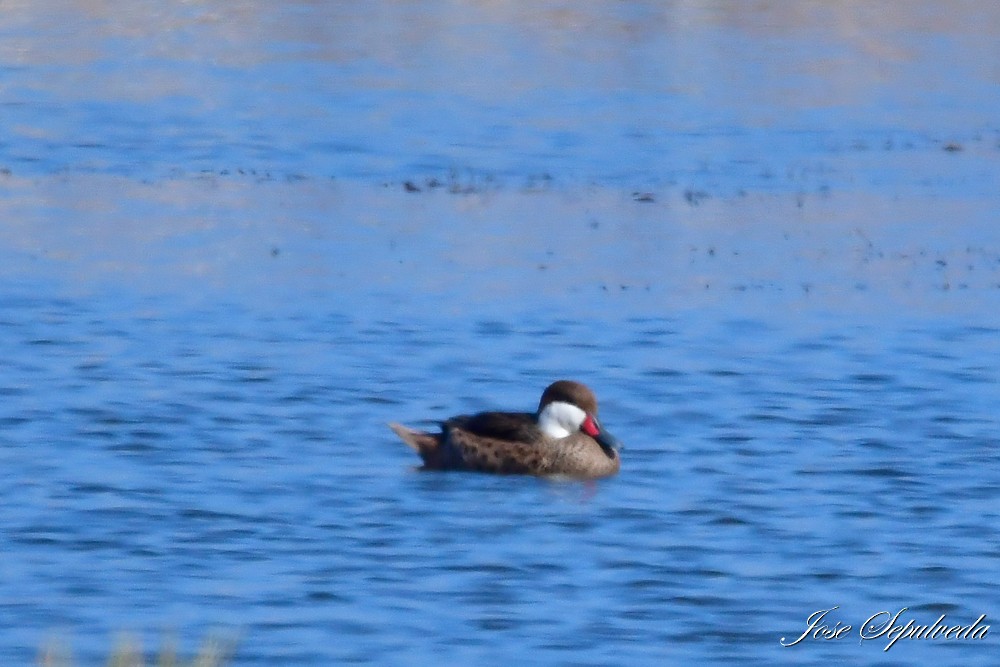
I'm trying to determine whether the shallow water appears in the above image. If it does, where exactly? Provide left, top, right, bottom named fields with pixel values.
left=3, top=2, right=1000, bottom=665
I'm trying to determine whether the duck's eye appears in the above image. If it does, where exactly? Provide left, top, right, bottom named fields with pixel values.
left=581, top=415, right=600, bottom=437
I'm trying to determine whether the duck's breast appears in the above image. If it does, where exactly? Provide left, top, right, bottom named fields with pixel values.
left=548, top=434, right=621, bottom=478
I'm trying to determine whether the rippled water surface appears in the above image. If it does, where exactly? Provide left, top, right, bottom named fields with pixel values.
left=3, top=2, right=1000, bottom=665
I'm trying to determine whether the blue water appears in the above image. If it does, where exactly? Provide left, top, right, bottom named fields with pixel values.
left=3, top=2, right=1000, bottom=665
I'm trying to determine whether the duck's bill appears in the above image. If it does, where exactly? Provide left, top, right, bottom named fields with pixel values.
left=594, top=426, right=621, bottom=458
left=581, top=414, right=621, bottom=459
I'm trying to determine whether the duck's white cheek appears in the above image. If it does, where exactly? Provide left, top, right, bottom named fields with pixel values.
left=538, top=401, right=586, bottom=439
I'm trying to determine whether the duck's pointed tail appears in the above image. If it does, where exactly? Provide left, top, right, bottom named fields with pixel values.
left=389, top=422, right=442, bottom=465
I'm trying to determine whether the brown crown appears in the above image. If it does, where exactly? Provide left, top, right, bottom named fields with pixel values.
left=537, top=380, right=599, bottom=415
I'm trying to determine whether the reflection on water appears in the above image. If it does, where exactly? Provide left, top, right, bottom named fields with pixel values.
left=3, top=1, right=999, bottom=190
left=2, top=1, right=1000, bottom=665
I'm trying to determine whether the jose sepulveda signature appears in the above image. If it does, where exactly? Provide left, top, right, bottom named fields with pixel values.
left=781, top=606, right=989, bottom=652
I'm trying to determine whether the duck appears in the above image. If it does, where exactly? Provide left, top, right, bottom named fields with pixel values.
left=389, top=380, right=620, bottom=478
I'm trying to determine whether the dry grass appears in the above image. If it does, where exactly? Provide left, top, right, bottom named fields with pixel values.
left=37, top=634, right=236, bottom=667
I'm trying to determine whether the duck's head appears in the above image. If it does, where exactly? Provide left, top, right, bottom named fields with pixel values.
left=536, top=380, right=620, bottom=459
